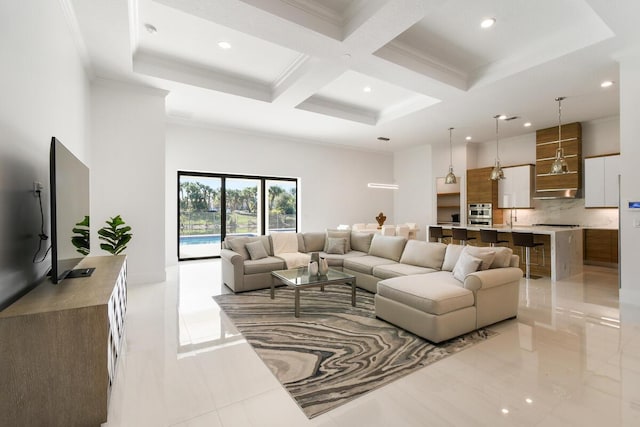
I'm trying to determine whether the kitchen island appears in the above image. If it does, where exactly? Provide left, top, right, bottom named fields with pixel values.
left=433, top=225, right=583, bottom=281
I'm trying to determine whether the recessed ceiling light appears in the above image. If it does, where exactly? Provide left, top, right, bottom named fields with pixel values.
left=218, top=41, right=232, bottom=50
left=144, top=23, right=157, bottom=34
left=501, top=408, right=509, bottom=415
left=481, top=18, right=496, bottom=29
left=363, top=86, right=372, bottom=93
left=601, top=80, right=614, bottom=88
left=377, top=136, right=390, bottom=141
left=498, top=114, right=507, bottom=120
left=465, top=136, right=472, bottom=141
left=525, top=398, right=533, bottom=404
left=524, top=122, right=532, bottom=127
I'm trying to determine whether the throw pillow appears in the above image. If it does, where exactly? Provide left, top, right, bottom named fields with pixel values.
left=326, top=237, right=346, bottom=255
left=452, top=251, right=482, bottom=282
left=463, top=246, right=496, bottom=271
left=442, top=244, right=464, bottom=271
left=246, top=240, right=268, bottom=260
left=490, top=246, right=514, bottom=268
left=351, top=231, right=374, bottom=253
left=324, top=229, right=351, bottom=252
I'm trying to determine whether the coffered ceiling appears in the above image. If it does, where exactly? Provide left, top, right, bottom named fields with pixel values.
left=69, top=0, right=638, bottom=151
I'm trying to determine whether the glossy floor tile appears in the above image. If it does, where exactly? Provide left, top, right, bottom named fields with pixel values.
left=103, top=261, right=640, bottom=427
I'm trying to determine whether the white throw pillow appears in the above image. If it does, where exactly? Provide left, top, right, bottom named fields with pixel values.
left=490, top=246, right=514, bottom=268
left=452, top=251, right=482, bottom=282
left=463, top=246, right=496, bottom=271
left=246, top=240, right=268, bottom=260
left=271, top=232, right=299, bottom=255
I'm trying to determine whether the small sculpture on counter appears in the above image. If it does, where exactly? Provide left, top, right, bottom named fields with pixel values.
left=376, top=212, right=387, bottom=229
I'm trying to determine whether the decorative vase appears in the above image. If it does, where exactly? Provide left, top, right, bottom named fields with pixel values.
left=308, top=261, right=318, bottom=276
left=319, top=257, right=329, bottom=275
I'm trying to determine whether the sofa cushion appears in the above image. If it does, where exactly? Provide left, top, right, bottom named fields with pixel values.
left=246, top=240, right=268, bottom=260
left=373, top=263, right=436, bottom=280
left=453, top=251, right=482, bottom=282
left=343, top=255, right=397, bottom=275
left=319, top=250, right=367, bottom=267
left=326, top=237, right=347, bottom=254
left=303, top=232, right=326, bottom=253
left=297, top=233, right=306, bottom=253
left=368, top=234, right=407, bottom=262
left=244, top=256, right=285, bottom=275
left=226, top=236, right=250, bottom=259
left=324, top=229, right=352, bottom=252
left=377, top=275, right=474, bottom=315
left=461, top=246, right=496, bottom=271
left=351, top=231, right=374, bottom=253
left=399, top=240, right=446, bottom=270
left=490, top=246, right=514, bottom=268
left=442, top=244, right=464, bottom=271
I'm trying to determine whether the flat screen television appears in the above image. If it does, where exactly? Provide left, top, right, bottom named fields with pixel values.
left=49, top=137, right=93, bottom=284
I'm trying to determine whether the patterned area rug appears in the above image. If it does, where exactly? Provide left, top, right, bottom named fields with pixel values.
left=213, top=285, right=496, bottom=418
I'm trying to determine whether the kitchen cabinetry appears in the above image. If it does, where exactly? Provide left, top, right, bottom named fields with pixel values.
left=0, top=256, right=127, bottom=427
left=498, top=164, right=534, bottom=208
left=467, top=167, right=503, bottom=225
left=436, top=177, right=460, bottom=224
left=535, top=122, right=582, bottom=198
left=584, top=154, right=620, bottom=208
left=584, top=228, right=618, bottom=266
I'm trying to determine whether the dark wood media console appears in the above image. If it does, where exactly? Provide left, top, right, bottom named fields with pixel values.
left=0, top=255, right=127, bottom=427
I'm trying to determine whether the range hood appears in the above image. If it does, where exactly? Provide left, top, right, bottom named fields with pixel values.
left=534, top=122, right=582, bottom=199
left=533, top=188, right=581, bottom=200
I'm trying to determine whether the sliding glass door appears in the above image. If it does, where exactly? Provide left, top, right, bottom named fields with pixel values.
left=178, top=172, right=297, bottom=260
left=178, top=175, right=222, bottom=259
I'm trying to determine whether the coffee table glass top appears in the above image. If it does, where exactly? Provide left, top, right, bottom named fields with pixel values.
left=272, top=267, right=354, bottom=286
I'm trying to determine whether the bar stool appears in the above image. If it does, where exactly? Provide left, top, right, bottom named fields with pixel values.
left=480, top=229, right=509, bottom=247
left=452, top=228, right=476, bottom=246
left=512, top=232, right=545, bottom=279
left=428, top=226, right=451, bottom=243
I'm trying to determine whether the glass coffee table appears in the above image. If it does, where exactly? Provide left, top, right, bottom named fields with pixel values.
left=271, top=267, right=357, bottom=317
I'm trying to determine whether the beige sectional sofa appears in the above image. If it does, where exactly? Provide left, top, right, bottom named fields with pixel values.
left=221, top=231, right=523, bottom=343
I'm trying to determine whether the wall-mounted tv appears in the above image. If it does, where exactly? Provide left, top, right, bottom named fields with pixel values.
left=49, top=137, right=93, bottom=284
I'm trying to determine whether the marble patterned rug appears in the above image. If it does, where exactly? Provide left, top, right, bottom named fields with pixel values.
left=213, top=285, right=496, bottom=418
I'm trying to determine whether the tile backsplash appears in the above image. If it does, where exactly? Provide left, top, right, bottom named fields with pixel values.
left=505, top=198, right=619, bottom=228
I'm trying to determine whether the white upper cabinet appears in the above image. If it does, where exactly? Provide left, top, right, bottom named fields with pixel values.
left=498, top=165, right=534, bottom=208
left=585, top=154, right=620, bottom=207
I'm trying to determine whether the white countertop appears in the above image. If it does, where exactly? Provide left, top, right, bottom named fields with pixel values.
left=438, top=224, right=583, bottom=234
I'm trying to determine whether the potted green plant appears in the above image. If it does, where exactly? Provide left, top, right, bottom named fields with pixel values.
left=98, top=215, right=132, bottom=255
left=71, top=215, right=90, bottom=255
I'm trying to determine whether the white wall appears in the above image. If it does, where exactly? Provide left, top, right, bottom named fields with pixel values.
left=393, top=145, right=433, bottom=240
left=0, top=0, right=90, bottom=306
left=165, top=123, right=394, bottom=265
left=619, top=56, right=640, bottom=308
left=91, top=80, right=167, bottom=284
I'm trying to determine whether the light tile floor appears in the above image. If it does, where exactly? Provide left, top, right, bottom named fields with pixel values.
left=103, top=260, right=640, bottom=426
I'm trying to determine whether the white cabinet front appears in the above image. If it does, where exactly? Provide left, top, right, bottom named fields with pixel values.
left=585, top=155, right=620, bottom=207
left=498, top=165, right=534, bottom=208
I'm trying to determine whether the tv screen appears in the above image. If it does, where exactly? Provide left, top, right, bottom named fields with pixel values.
left=50, top=137, right=91, bottom=284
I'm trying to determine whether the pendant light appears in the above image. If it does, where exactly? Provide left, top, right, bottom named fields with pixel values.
left=489, top=115, right=505, bottom=180
left=444, top=127, right=457, bottom=184
left=550, top=96, right=569, bottom=174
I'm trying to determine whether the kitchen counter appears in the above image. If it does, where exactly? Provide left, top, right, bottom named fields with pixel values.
left=435, top=224, right=583, bottom=281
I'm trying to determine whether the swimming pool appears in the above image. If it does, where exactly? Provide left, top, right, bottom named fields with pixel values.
left=179, top=235, right=221, bottom=245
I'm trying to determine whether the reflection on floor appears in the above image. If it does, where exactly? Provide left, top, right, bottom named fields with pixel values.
left=104, top=260, right=640, bottom=427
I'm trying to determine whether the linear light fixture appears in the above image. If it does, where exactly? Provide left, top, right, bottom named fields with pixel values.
left=367, top=183, right=399, bottom=190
